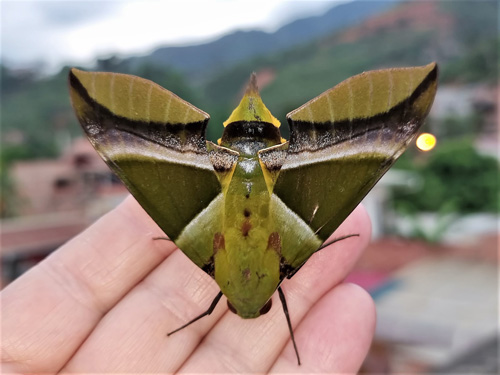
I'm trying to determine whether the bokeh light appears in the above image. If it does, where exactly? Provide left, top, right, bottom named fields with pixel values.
left=416, top=132, right=437, bottom=151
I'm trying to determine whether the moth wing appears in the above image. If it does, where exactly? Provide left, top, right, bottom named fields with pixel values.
left=268, top=63, right=438, bottom=274
left=69, top=69, right=237, bottom=271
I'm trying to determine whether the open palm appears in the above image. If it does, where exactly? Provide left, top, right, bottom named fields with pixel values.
left=1, top=196, right=375, bottom=373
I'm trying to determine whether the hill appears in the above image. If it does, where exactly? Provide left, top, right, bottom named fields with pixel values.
left=199, top=0, right=498, bottom=139
left=126, top=0, right=400, bottom=80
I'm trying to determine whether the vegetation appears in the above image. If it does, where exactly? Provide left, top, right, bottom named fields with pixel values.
left=439, top=38, right=499, bottom=84
left=394, top=138, right=499, bottom=214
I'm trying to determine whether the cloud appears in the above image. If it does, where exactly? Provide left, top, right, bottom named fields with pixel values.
left=1, top=0, right=125, bottom=69
left=1, top=0, right=343, bottom=73
left=32, top=0, right=123, bottom=27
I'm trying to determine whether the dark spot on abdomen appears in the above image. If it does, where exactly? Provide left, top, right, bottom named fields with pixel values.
left=245, top=182, right=252, bottom=198
left=242, top=268, right=251, bottom=281
left=241, top=220, right=252, bottom=237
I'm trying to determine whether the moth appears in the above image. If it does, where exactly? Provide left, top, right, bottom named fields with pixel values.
left=69, top=63, right=437, bottom=364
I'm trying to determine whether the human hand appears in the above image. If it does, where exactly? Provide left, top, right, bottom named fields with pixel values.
left=1, top=196, right=375, bottom=373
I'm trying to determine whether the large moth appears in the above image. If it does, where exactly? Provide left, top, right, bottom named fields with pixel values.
left=69, top=63, right=437, bottom=364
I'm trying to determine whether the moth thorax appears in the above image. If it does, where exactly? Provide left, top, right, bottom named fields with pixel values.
left=220, top=121, right=282, bottom=153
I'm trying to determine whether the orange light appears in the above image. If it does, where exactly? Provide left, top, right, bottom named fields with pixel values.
left=416, top=133, right=436, bottom=151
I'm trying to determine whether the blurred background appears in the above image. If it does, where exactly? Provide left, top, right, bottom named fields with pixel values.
left=1, top=0, right=498, bottom=373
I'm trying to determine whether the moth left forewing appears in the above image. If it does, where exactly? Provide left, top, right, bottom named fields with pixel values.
left=69, top=69, right=222, bottom=271
left=274, top=63, right=438, bottom=273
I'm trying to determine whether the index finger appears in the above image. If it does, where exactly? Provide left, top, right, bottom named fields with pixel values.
left=1, top=196, right=174, bottom=374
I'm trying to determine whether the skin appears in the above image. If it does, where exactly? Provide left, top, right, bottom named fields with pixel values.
left=1, top=196, right=375, bottom=373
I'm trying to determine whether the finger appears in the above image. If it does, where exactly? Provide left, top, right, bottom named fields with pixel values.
left=0, top=196, right=175, bottom=374
left=63, top=204, right=369, bottom=373
left=270, top=283, right=376, bottom=373
left=61, top=246, right=226, bottom=373
left=178, top=204, right=371, bottom=373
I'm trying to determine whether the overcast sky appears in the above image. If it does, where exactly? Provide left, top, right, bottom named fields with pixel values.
left=1, top=0, right=344, bottom=72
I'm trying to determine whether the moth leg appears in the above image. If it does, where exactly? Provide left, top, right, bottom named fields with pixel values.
left=153, top=236, right=172, bottom=242
left=167, top=291, right=223, bottom=336
left=278, top=286, right=301, bottom=366
left=286, top=234, right=359, bottom=279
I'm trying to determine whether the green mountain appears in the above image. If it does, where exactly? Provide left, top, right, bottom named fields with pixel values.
left=125, top=1, right=399, bottom=80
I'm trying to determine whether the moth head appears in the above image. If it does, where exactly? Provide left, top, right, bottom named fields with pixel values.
left=222, top=73, right=280, bottom=128
left=219, top=73, right=284, bottom=151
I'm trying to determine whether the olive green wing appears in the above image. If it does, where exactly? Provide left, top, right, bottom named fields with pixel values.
left=259, top=63, right=438, bottom=276
left=69, top=69, right=238, bottom=273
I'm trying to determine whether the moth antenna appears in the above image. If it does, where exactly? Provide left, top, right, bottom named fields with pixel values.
left=278, top=286, right=301, bottom=365
left=167, top=291, right=223, bottom=336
